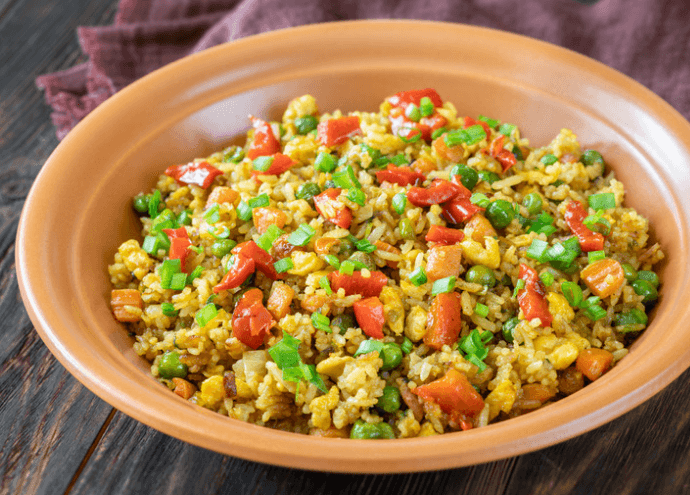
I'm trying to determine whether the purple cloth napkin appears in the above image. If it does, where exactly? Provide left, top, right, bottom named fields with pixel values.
left=36, top=0, right=690, bottom=140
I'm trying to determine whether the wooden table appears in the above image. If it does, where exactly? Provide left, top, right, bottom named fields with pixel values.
left=4, top=1, right=690, bottom=493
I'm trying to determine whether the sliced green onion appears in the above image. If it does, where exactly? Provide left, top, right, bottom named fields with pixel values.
left=203, top=204, right=220, bottom=224
left=431, top=127, right=447, bottom=140
left=332, top=164, right=361, bottom=190
left=544, top=239, right=580, bottom=270
left=539, top=271, right=555, bottom=287
left=389, top=153, right=408, bottom=166
left=339, top=260, right=355, bottom=275
left=169, top=272, right=187, bottom=291
left=195, top=302, right=218, bottom=327
left=540, top=154, right=558, bottom=165
left=252, top=156, right=274, bottom=172
left=513, top=279, right=526, bottom=297
left=584, top=304, right=607, bottom=321
left=346, top=187, right=366, bottom=206
left=354, top=339, right=385, bottom=357
left=561, top=281, right=583, bottom=307
left=431, top=276, right=456, bottom=295
left=527, top=212, right=555, bottom=234
left=158, top=259, right=181, bottom=289
left=319, top=276, right=332, bottom=295
left=150, top=209, right=178, bottom=233
left=288, top=224, right=316, bottom=246
left=614, top=308, right=648, bottom=332
left=314, top=152, right=337, bottom=173
left=142, top=235, right=161, bottom=255
left=419, top=97, right=435, bottom=117
left=637, top=270, right=660, bottom=287
left=311, top=312, right=331, bottom=333
left=257, top=225, right=285, bottom=252
left=444, top=125, right=486, bottom=147
left=161, top=302, right=178, bottom=317
left=208, top=226, right=231, bottom=239
left=526, top=239, right=549, bottom=262
left=470, top=193, right=490, bottom=208
left=392, top=193, right=407, bottom=215
left=478, top=115, right=500, bottom=128
left=177, top=209, right=193, bottom=226
left=294, top=115, right=319, bottom=135
left=274, top=257, right=294, bottom=274
left=588, top=251, right=606, bottom=264
left=583, top=211, right=612, bottom=236
left=322, top=254, right=340, bottom=269
left=236, top=201, right=252, bottom=221
left=401, top=337, right=414, bottom=355
left=354, top=238, right=377, bottom=253
left=588, top=192, right=616, bottom=211
left=474, top=303, right=489, bottom=318
left=268, top=334, right=302, bottom=369
left=498, top=123, right=516, bottom=136
left=222, top=146, right=244, bottom=163
left=405, top=103, right=422, bottom=122
left=148, top=189, right=162, bottom=218
left=247, top=193, right=270, bottom=209
left=409, top=267, right=427, bottom=286
left=581, top=296, right=601, bottom=309
left=186, top=265, right=203, bottom=285
left=399, top=127, right=422, bottom=143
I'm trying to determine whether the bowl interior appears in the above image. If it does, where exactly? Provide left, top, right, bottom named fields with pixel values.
left=17, top=21, right=690, bottom=472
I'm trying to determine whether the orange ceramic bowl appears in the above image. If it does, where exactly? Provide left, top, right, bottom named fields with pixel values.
left=16, top=21, right=690, bottom=472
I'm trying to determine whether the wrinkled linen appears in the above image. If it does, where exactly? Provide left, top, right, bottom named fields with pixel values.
left=36, top=0, right=690, bottom=140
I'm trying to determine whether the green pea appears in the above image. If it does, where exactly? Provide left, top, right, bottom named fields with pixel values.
left=294, top=115, right=319, bottom=135
left=621, top=263, right=638, bottom=282
left=158, top=352, right=188, bottom=379
left=485, top=199, right=515, bottom=229
left=478, top=170, right=500, bottom=184
left=350, top=420, right=395, bottom=439
left=380, top=343, right=403, bottom=371
left=637, top=270, right=659, bottom=288
left=338, top=239, right=355, bottom=257
left=465, top=265, right=496, bottom=287
left=331, top=313, right=356, bottom=335
left=502, top=317, right=519, bottom=343
left=348, top=251, right=375, bottom=271
left=631, top=279, right=658, bottom=303
left=450, top=164, right=479, bottom=191
left=133, top=195, right=149, bottom=214
left=296, top=182, right=321, bottom=202
left=522, top=193, right=543, bottom=215
left=399, top=218, right=415, bottom=240
left=178, top=209, right=193, bottom=226
left=377, top=386, right=402, bottom=413
left=581, top=149, right=604, bottom=167
left=211, top=239, right=236, bottom=258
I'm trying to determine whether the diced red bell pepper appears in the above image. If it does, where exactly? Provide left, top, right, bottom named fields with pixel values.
left=162, top=227, right=193, bottom=273
left=246, top=116, right=281, bottom=160
left=313, top=188, right=352, bottom=229
left=441, top=197, right=485, bottom=224
left=317, top=116, right=361, bottom=147
left=389, top=109, right=446, bottom=143
left=213, top=254, right=256, bottom=293
left=407, top=179, right=467, bottom=207
left=328, top=270, right=388, bottom=298
left=424, top=225, right=465, bottom=245
left=231, top=288, right=275, bottom=349
left=232, top=241, right=279, bottom=281
left=517, top=263, right=553, bottom=327
left=386, top=88, right=444, bottom=109
left=165, top=161, right=223, bottom=189
left=423, top=292, right=463, bottom=350
left=251, top=152, right=296, bottom=177
left=375, top=165, right=426, bottom=187
left=412, top=369, right=485, bottom=420
left=484, top=135, right=516, bottom=172
left=564, top=201, right=605, bottom=252
left=353, top=297, right=385, bottom=339
left=464, top=116, right=492, bottom=140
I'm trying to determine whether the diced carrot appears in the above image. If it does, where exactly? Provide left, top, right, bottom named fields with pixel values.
left=272, top=233, right=301, bottom=259
left=266, top=282, right=295, bottom=320
left=465, top=214, right=497, bottom=242
left=576, top=348, right=614, bottom=381
left=580, top=258, right=625, bottom=298
left=424, top=292, right=463, bottom=350
left=309, top=427, right=349, bottom=438
left=301, top=294, right=329, bottom=314
left=252, top=207, right=287, bottom=234
left=111, top=289, right=143, bottom=322
left=412, top=369, right=485, bottom=420
left=206, top=186, right=239, bottom=207
left=521, top=383, right=555, bottom=403
left=374, top=240, right=401, bottom=269
left=558, top=367, right=584, bottom=396
left=432, top=134, right=466, bottom=163
left=172, top=377, right=197, bottom=399
left=426, top=244, right=463, bottom=282
left=411, top=157, right=437, bottom=174
left=314, top=237, right=340, bottom=255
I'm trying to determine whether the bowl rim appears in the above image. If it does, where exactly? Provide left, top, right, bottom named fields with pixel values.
left=16, top=19, right=690, bottom=472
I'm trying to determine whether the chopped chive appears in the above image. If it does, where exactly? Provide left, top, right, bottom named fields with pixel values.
left=539, top=271, right=555, bottom=287
left=257, top=224, right=285, bottom=252
left=195, top=302, right=218, bottom=328
left=588, top=192, right=616, bottom=211
left=322, top=254, right=340, bottom=269
left=346, top=187, right=366, bottom=206
left=431, top=127, right=447, bottom=140
left=392, top=193, right=407, bottom=215
left=288, top=224, right=316, bottom=246
left=513, top=279, right=525, bottom=297
left=419, top=97, right=435, bottom=117
left=339, top=260, right=355, bottom=275
left=311, top=312, right=331, bottom=333
left=252, top=156, right=274, bottom=172
left=588, top=251, right=606, bottom=264
left=540, top=154, right=558, bottom=165
left=474, top=302, right=489, bottom=318
left=247, top=193, right=270, bottom=209
left=498, top=123, right=516, bottom=136
left=203, top=204, right=220, bottom=224
left=431, top=276, right=456, bottom=295
left=274, top=257, right=294, bottom=273
left=319, top=276, right=332, bottom=295
left=561, top=281, right=583, bottom=307
left=161, top=302, right=178, bottom=317
left=478, top=115, right=500, bottom=128
left=237, top=201, right=252, bottom=221
left=470, top=193, right=490, bottom=208
left=409, top=267, right=427, bottom=286
left=314, top=152, right=337, bottom=173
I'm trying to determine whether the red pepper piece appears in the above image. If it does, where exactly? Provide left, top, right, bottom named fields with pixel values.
left=328, top=271, right=388, bottom=298
left=564, top=201, right=605, bottom=252
left=313, top=188, right=352, bottom=229
left=213, top=254, right=255, bottom=293
left=251, top=152, right=296, bottom=177
left=231, top=288, right=275, bottom=349
left=386, top=88, right=443, bottom=109
left=441, top=196, right=485, bottom=224
left=423, top=292, right=463, bottom=350
left=375, top=165, right=426, bottom=187
left=317, top=116, right=361, bottom=147
left=412, top=369, right=485, bottom=420
left=517, top=263, right=553, bottom=327
left=424, top=225, right=465, bottom=245
left=232, top=241, right=279, bottom=281
left=463, top=116, right=492, bottom=140
left=165, top=161, right=223, bottom=189
left=407, top=179, right=466, bottom=207
left=246, top=116, right=281, bottom=160
left=162, top=228, right=193, bottom=273
left=484, top=135, right=516, bottom=172
left=389, top=109, right=446, bottom=143
left=353, top=297, right=385, bottom=339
